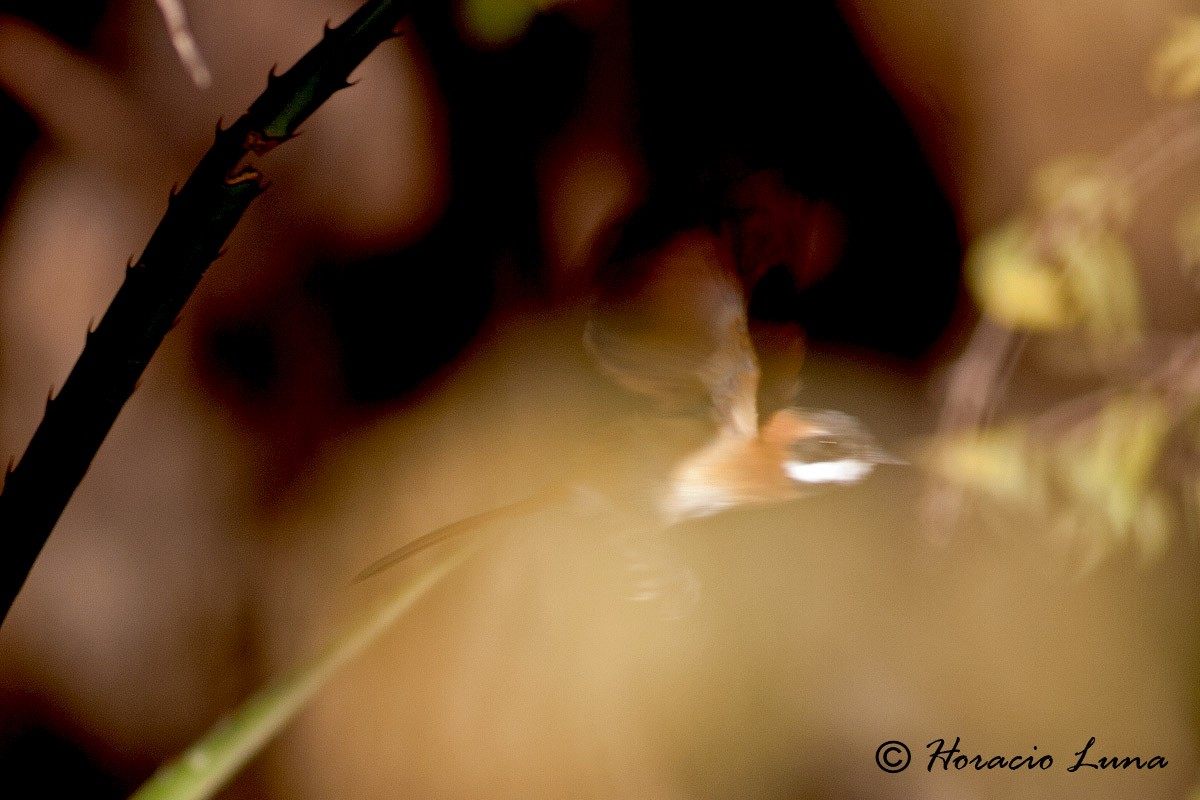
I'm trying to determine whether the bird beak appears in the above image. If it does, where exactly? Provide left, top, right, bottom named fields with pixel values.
left=869, top=445, right=907, bottom=466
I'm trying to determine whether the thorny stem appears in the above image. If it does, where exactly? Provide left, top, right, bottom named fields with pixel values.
left=924, top=102, right=1200, bottom=539
left=0, top=0, right=412, bottom=625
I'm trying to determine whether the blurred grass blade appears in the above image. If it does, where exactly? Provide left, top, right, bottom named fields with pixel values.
left=128, top=543, right=478, bottom=800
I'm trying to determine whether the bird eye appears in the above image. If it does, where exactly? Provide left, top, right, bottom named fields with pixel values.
left=790, top=437, right=846, bottom=463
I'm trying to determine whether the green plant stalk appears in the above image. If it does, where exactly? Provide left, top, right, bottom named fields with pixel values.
left=0, top=0, right=412, bottom=624
left=128, top=542, right=480, bottom=800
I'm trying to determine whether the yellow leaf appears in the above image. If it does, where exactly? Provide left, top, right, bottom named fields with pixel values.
left=1058, top=230, right=1143, bottom=351
left=967, top=222, right=1077, bottom=330
left=923, top=424, right=1035, bottom=503
left=1056, top=393, right=1170, bottom=539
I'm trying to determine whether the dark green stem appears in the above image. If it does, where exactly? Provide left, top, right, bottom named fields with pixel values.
left=0, top=0, right=412, bottom=624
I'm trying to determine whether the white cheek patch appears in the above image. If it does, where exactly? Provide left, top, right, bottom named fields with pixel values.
left=784, top=458, right=874, bottom=485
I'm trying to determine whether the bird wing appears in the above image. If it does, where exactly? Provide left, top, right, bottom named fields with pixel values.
left=584, top=229, right=760, bottom=437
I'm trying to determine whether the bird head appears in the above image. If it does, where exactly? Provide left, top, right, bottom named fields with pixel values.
left=763, top=408, right=903, bottom=488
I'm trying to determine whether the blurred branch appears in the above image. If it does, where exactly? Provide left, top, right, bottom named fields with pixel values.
left=0, top=0, right=413, bottom=625
left=921, top=321, right=1027, bottom=540
left=154, top=0, right=212, bottom=88
left=1029, top=334, right=1200, bottom=434
left=923, top=102, right=1200, bottom=541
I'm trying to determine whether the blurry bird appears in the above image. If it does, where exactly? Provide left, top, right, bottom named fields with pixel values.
left=582, top=223, right=896, bottom=523
left=356, top=182, right=899, bottom=611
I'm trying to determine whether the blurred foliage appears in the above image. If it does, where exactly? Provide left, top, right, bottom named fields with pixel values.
left=934, top=12, right=1200, bottom=571
left=966, top=222, right=1077, bottom=330
left=966, top=157, right=1141, bottom=353
left=925, top=393, right=1175, bottom=571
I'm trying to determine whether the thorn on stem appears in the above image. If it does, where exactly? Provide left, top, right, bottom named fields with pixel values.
left=224, top=165, right=265, bottom=190
left=243, top=130, right=293, bottom=156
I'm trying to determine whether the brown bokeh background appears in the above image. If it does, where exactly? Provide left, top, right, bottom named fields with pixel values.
left=0, top=0, right=1196, bottom=797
